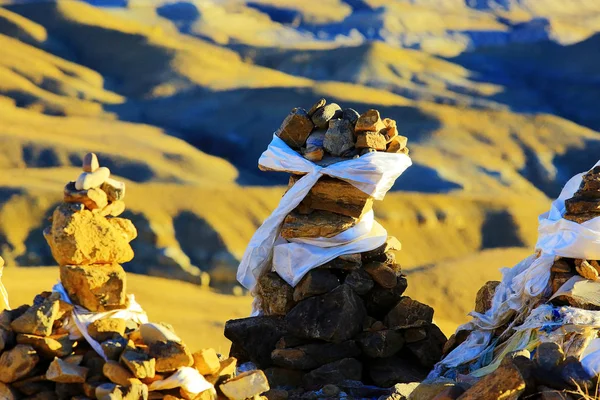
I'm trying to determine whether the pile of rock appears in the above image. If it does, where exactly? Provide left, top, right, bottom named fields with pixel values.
left=225, top=128, right=445, bottom=398
left=421, top=167, right=600, bottom=399
left=0, top=154, right=271, bottom=400
left=274, top=99, right=408, bottom=162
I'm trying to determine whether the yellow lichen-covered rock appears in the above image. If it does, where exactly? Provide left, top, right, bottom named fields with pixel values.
left=60, top=264, right=127, bottom=312
left=44, top=203, right=136, bottom=265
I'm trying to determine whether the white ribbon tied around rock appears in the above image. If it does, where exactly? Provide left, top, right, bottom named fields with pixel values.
left=237, top=134, right=412, bottom=291
left=53, top=282, right=149, bottom=361
left=436, top=160, right=600, bottom=377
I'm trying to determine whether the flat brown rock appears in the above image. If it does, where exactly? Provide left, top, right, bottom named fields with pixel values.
left=474, top=281, right=501, bottom=314
left=289, top=175, right=373, bottom=218
left=44, top=203, right=135, bottom=265
left=565, top=197, right=600, bottom=215
left=364, top=262, right=397, bottom=289
left=281, top=210, right=356, bottom=239
left=88, top=318, right=126, bottom=342
left=457, top=356, right=527, bottom=400
left=60, top=264, right=127, bottom=312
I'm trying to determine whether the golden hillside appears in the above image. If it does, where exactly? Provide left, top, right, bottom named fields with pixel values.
left=0, top=0, right=598, bottom=340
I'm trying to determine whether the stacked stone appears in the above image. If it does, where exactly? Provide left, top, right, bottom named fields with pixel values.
left=423, top=167, right=600, bottom=399
left=225, top=104, right=445, bottom=399
left=273, top=98, right=408, bottom=163
left=0, top=154, right=271, bottom=400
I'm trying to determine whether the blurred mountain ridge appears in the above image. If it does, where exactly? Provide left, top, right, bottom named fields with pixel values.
left=0, top=0, right=598, bottom=288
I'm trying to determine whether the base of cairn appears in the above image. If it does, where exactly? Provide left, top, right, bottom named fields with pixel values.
left=60, top=263, right=127, bottom=312
left=225, top=238, right=446, bottom=397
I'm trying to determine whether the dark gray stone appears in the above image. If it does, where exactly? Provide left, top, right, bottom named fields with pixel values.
left=342, top=108, right=360, bottom=125
left=345, top=269, right=374, bottom=295
left=302, top=358, right=362, bottom=390
left=224, top=316, right=288, bottom=368
left=286, top=285, right=366, bottom=343
left=323, top=119, right=355, bottom=156
left=384, top=297, right=434, bottom=329
left=293, top=270, right=340, bottom=302
left=311, top=103, right=342, bottom=129
left=358, top=329, right=405, bottom=358
left=271, top=341, right=360, bottom=370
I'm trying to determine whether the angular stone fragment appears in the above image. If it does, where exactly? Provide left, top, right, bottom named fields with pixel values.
left=271, top=341, right=360, bottom=370
left=108, top=217, right=138, bottom=243
left=285, top=285, right=366, bottom=343
left=357, top=329, right=404, bottom=358
left=311, top=103, right=341, bottom=129
left=103, top=360, right=138, bottom=386
left=149, top=340, right=193, bottom=373
left=366, top=357, right=429, bottom=387
left=281, top=211, right=356, bottom=239
left=75, top=166, right=110, bottom=191
left=344, top=268, right=374, bottom=295
left=11, top=293, right=60, bottom=337
left=121, top=347, right=156, bottom=380
left=83, top=152, right=100, bottom=173
left=307, top=98, right=326, bottom=117
left=45, top=204, right=135, bottom=265
left=0, top=345, right=39, bottom=383
left=364, top=262, right=397, bottom=289
left=193, top=348, right=220, bottom=375
left=12, top=375, right=53, bottom=396
left=387, top=135, right=409, bottom=153
left=560, top=356, right=594, bottom=391
left=220, top=370, right=270, bottom=400
left=289, top=175, right=373, bottom=218
left=324, top=119, right=355, bottom=156
left=355, top=131, right=387, bottom=150
left=46, top=357, right=88, bottom=383
left=60, top=264, right=127, bottom=312
left=64, top=183, right=108, bottom=211
left=276, top=108, right=314, bottom=149
left=88, top=318, right=126, bottom=342
left=224, top=316, right=287, bottom=368
left=355, top=109, right=386, bottom=133
left=101, top=178, right=126, bottom=202
left=16, top=333, right=74, bottom=358
left=257, top=273, right=295, bottom=316
left=293, top=269, right=339, bottom=302
left=385, top=297, right=434, bottom=329
left=302, top=358, right=361, bottom=390
left=474, top=281, right=501, bottom=314
left=457, top=355, right=528, bottom=400
left=364, top=276, right=408, bottom=318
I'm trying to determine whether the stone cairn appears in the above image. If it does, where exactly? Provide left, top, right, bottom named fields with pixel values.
left=225, top=100, right=446, bottom=399
left=0, top=154, right=270, bottom=400
left=419, top=167, right=600, bottom=399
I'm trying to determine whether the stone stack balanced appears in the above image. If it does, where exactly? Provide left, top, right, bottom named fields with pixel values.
left=225, top=102, right=446, bottom=398
left=0, top=154, right=271, bottom=400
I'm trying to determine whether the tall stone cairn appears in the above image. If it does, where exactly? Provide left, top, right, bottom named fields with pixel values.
left=225, top=100, right=446, bottom=398
left=0, top=153, right=271, bottom=400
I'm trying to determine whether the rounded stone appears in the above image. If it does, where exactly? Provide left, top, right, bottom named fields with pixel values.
left=311, top=103, right=342, bottom=129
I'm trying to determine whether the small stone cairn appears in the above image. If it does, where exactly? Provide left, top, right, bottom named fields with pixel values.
left=420, top=167, right=600, bottom=399
left=0, top=154, right=270, bottom=400
left=225, top=100, right=445, bottom=399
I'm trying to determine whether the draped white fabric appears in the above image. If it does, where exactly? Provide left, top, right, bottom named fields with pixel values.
left=237, top=134, right=412, bottom=291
